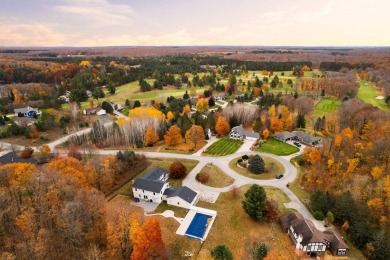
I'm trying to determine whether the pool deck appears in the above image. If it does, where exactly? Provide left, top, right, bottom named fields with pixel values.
left=176, top=207, right=217, bottom=241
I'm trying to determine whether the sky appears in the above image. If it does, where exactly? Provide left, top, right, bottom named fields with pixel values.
left=0, top=0, right=389, bottom=47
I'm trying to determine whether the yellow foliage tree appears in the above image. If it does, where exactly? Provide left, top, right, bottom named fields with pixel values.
left=144, top=125, right=159, bottom=147
left=0, top=163, right=37, bottom=186
left=196, top=98, right=209, bottom=113
left=39, top=144, right=51, bottom=155
left=166, top=111, right=175, bottom=121
left=262, top=128, right=270, bottom=141
left=182, top=104, right=191, bottom=115
left=185, top=125, right=205, bottom=148
left=164, top=125, right=182, bottom=146
left=215, top=117, right=231, bottom=136
left=371, top=166, right=383, bottom=179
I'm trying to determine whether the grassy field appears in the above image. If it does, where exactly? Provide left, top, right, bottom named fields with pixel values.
left=199, top=163, right=235, bottom=188
left=256, top=138, right=300, bottom=156
left=289, top=157, right=311, bottom=200
left=357, top=80, right=389, bottom=111
left=313, top=98, right=342, bottom=118
left=115, top=158, right=199, bottom=197
left=228, top=155, right=285, bottom=180
left=204, top=138, right=243, bottom=156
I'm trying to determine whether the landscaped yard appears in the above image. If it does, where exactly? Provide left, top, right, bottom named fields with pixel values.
left=357, top=80, right=389, bottom=111
left=198, top=163, right=235, bottom=188
left=228, top=155, right=285, bottom=180
left=151, top=201, right=188, bottom=218
left=114, top=158, right=199, bottom=197
left=256, top=138, right=299, bottom=156
left=204, top=138, right=243, bottom=156
left=313, top=98, right=341, bottom=118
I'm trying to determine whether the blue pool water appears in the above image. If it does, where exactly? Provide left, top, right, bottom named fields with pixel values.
left=185, top=213, right=212, bottom=240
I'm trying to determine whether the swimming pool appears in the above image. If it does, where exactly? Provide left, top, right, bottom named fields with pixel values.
left=185, top=213, right=212, bottom=240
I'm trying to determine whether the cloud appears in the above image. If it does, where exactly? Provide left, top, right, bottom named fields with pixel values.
left=208, top=27, right=228, bottom=34
left=299, top=6, right=331, bottom=23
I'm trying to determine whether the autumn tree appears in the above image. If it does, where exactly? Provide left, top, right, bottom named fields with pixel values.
left=242, top=184, right=267, bottom=221
left=144, top=125, right=159, bottom=147
left=263, top=199, right=280, bottom=222
left=185, top=125, right=205, bottom=148
left=20, top=146, right=34, bottom=159
left=262, top=128, right=270, bottom=141
left=164, top=125, right=182, bottom=146
left=196, top=98, right=209, bottom=113
left=131, top=218, right=166, bottom=260
left=169, top=161, right=187, bottom=179
left=215, top=117, right=231, bottom=136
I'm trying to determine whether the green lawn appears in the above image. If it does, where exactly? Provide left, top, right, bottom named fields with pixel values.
left=204, top=138, right=243, bottom=156
left=313, top=98, right=341, bottom=118
left=256, top=138, right=299, bottom=156
left=199, top=163, right=235, bottom=188
left=228, top=155, right=285, bottom=180
left=357, top=80, right=389, bottom=111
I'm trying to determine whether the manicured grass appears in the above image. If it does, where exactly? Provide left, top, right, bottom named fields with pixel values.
left=115, top=158, right=199, bottom=197
left=357, top=80, right=389, bottom=111
left=256, top=138, right=300, bottom=156
left=120, top=107, right=129, bottom=116
left=193, top=185, right=297, bottom=259
left=198, top=163, right=235, bottom=188
left=228, top=155, right=285, bottom=180
left=204, top=138, right=243, bottom=156
left=151, top=201, right=188, bottom=218
left=313, top=98, right=341, bottom=118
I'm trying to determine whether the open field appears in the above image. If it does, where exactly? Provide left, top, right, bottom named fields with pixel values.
left=204, top=138, right=243, bottom=156
left=256, top=138, right=300, bottom=156
left=115, top=158, right=199, bottom=197
left=357, top=80, right=389, bottom=111
left=228, top=155, right=285, bottom=180
left=199, top=163, right=235, bottom=188
left=313, top=98, right=341, bottom=118
left=289, top=157, right=311, bottom=200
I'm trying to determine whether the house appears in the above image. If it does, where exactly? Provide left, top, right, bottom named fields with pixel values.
left=163, top=186, right=199, bottom=208
left=0, top=151, right=38, bottom=165
left=110, top=102, right=123, bottom=111
left=86, top=90, right=92, bottom=97
left=229, top=125, right=260, bottom=141
left=13, top=117, right=38, bottom=127
left=279, top=213, right=349, bottom=257
left=132, top=167, right=198, bottom=209
left=14, top=106, right=41, bottom=118
left=59, top=95, right=69, bottom=102
left=274, top=131, right=322, bottom=147
left=83, top=107, right=106, bottom=115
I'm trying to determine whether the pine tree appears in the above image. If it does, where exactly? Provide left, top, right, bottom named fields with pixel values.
left=296, top=114, right=306, bottom=128
left=242, top=184, right=267, bottom=221
left=248, top=154, right=265, bottom=174
left=211, top=245, right=233, bottom=260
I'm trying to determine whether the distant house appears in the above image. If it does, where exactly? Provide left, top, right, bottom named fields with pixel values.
left=132, top=167, right=198, bottom=209
left=86, top=90, right=92, bottom=97
left=190, top=97, right=198, bottom=108
left=229, top=125, right=260, bottom=141
left=59, top=95, right=69, bottom=102
left=110, top=102, right=123, bottom=111
left=83, top=107, right=106, bottom=115
left=14, top=106, right=41, bottom=118
left=13, top=117, right=38, bottom=127
left=0, top=151, right=38, bottom=166
left=274, top=131, right=322, bottom=147
left=279, top=212, right=348, bottom=257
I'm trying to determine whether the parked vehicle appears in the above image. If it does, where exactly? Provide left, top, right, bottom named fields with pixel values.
left=276, top=173, right=284, bottom=179
left=293, top=141, right=301, bottom=147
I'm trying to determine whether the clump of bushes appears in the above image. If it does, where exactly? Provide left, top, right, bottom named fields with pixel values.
left=313, top=211, right=325, bottom=220
left=196, top=171, right=210, bottom=184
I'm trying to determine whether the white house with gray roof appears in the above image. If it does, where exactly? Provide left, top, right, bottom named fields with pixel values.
left=132, top=167, right=198, bottom=208
left=229, top=125, right=260, bottom=141
left=274, top=131, right=322, bottom=147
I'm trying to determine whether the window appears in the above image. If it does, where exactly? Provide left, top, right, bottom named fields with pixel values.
left=153, top=192, right=155, bottom=195
left=177, top=202, right=180, bottom=205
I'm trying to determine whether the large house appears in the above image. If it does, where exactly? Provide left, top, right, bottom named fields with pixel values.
left=132, top=167, right=198, bottom=209
left=14, top=106, right=41, bottom=118
left=0, top=151, right=38, bottom=165
left=279, top=212, right=349, bottom=257
left=229, top=125, right=260, bottom=141
left=83, top=107, right=106, bottom=115
left=274, top=131, right=322, bottom=147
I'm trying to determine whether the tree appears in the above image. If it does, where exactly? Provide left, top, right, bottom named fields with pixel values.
left=310, top=190, right=330, bottom=214
left=144, top=125, right=159, bottom=147
left=185, top=125, right=205, bottom=148
left=211, top=245, right=233, bottom=260
left=164, top=125, right=182, bottom=146
left=296, top=114, right=306, bottom=128
left=248, top=154, right=265, bottom=174
left=133, top=100, right=141, bottom=108
left=263, top=199, right=280, bottom=222
left=169, top=161, right=187, bottom=179
left=107, top=82, right=116, bottom=95
left=39, top=144, right=51, bottom=155
left=183, top=90, right=189, bottom=100
left=252, top=243, right=268, bottom=260
left=20, top=147, right=34, bottom=159
left=208, top=97, right=215, bottom=107
left=215, top=117, right=231, bottom=136
left=242, top=184, right=267, bottom=221
left=262, top=128, right=270, bottom=141
left=125, top=99, right=131, bottom=107
left=101, top=101, right=113, bottom=113
left=196, top=98, right=209, bottom=113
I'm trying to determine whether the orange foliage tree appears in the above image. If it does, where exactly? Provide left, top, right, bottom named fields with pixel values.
left=185, top=125, right=205, bottom=148
left=144, top=125, right=159, bottom=147
left=262, top=128, right=270, bottom=141
left=164, top=125, right=182, bottom=146
left=215, top=117, right=231, bottom=136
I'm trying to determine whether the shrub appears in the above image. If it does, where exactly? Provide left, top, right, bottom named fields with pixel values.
left=211, top=245, right=233, bottom=260
left=242, top=154, right=249, bottom=160
left=20, top=147, right=34, bottom=159
left=169, top=161, right=187, bottom=179
left=313, top=211, right=325, bottom=220
left=237, top=159, right=243, bottom=163
left=196, top=171, right=210, bottom=184
left=248, top=154, right=265, bottom=174
left=252, top=243, right=268, bottom=260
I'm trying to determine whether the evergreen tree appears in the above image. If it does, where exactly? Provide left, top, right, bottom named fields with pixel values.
left=248, top=154, right=265, bottom=174
left=107, top=82, right=116, bottom=95
left=101, top=101, right=113, bottom=113
left=252, top=118, right=263, bottom=132
left=296, top=114, right=306, bottom=128
left=228, top=114, right=239, bottom=128
left=125, top=99, right=130, bottom=107
left=133, top=100, right=141, bottom=108
left=211, top=245, right=233, bottom=260
left=310, top=190, right=330, bottom=214
left=252, top=243, right=268, bottom=260
left=321, top=88, right=325, bottom=96
left=183, top=90, right=189, bottom=100
left=242, top=184, right=267, bottom=221
left=208, top=97, right=215, bottom=107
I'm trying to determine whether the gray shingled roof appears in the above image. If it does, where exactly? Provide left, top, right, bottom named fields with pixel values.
left=0, top=152, right=38, bottom=165
left=166, top=186, right=197, bottom=203
left=231, top=125, right=260, bottom=139
left=290, top=218, right=325, bottom=245
left=275, top=131, right=295, bottom=141
left=132, top=178, right=166, bottom=193
left=323, top=231, right=349, bottom=251
left=143, top=167, right=168, bottom=181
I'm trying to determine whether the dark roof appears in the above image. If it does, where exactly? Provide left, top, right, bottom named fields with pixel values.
left=231, top=125, right=260, bottom=139
left=163, top=188, right=176, bottom=197
left=279, top=212, right=304, bottom=231
left=275, top=131, right=295, bottom=141
left=290, top=218, right=325, bottom=245
left=323, top=231, right=349, bottom=251
left=166, top=186, right=197, bottom=203
left=84, top=107, right=102, bottom=114
left=143, top=167, right=168, bottom=181
left=293, top=131, right=321, bottom=144
left=0, top=152, right=38, bottom=165
left=132, top=178, right=166, bottom=193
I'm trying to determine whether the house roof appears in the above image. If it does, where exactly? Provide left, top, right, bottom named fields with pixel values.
left=292, top=131, right=321, bottom=144
left=230, top=125, right=260, bottom=139
left=0, top=152, right=38, bottom=165
left=165, top=186, right=197, bottom=203
left=132, top=178, right=166, bottom=193
left=323, top=231, right=349, bottom=251
left=290, top=218, right=325, bottom=245
left=84, top=107, right=102, bottom=114
left=279, top=212, right=304, bottom=231
left=275, top=131, right=295, bottom=141
left=143, top=167, right=168, bottom=181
